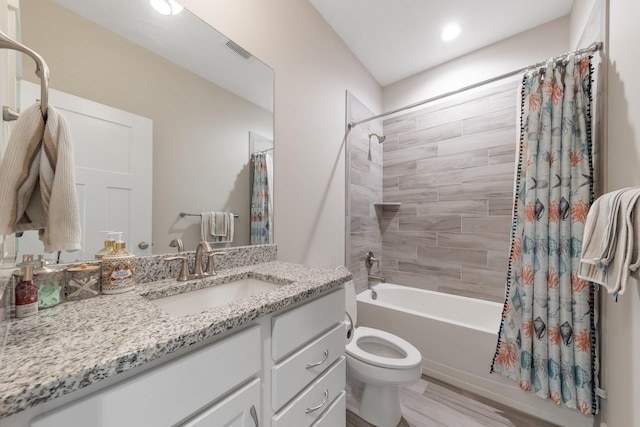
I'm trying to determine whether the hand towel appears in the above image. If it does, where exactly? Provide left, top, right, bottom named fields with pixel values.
left=200, top=212, right=213, bottom=241
left=212, top=212, right=234, bottom=243
left=210, top=212, right=228, bottom=237
left=0, top=103, right=81, bottom=252
left=579, top=188, right=640, bottom=297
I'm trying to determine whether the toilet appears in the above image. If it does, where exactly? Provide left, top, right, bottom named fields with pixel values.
left=344, top=280, right=422, bottom=427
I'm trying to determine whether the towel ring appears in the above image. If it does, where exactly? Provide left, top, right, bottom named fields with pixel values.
left=0, top=30, right=49, bottom=119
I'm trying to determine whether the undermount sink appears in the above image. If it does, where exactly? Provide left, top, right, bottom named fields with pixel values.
left=149, top=277, right=280, bottom=317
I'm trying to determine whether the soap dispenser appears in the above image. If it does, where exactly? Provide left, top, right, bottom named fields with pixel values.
left=15, top=254, right=38, bottom=318
left=95, top=231, right=116, bottom=260
left=101, top=232, right=136, bottom=294
left=34, top=255, right=64, bottom=309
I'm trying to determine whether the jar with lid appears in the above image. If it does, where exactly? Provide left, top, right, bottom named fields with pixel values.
left=34, top=255, right=65, bottom=309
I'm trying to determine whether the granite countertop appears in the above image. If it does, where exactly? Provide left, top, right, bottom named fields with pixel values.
left=0, top=261, right=351, bottom=420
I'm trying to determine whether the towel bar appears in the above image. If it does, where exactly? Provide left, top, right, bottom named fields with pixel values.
left=180, top=212, right=239, bottom=219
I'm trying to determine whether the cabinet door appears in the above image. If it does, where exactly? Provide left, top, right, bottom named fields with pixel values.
left=182, top=378, right=261, bottom=427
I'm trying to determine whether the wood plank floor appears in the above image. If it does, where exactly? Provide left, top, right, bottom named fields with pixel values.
left=346, top=376, right=560, bottom=427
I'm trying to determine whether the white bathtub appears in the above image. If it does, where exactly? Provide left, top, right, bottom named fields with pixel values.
left=356, top=283, right=594, bottom=427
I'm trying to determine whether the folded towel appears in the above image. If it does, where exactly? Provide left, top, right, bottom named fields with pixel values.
left=212, top=212, right=234, bottom=243
left=0, top=103, right=81, bottom=252
left=579, top=188, right=640, bottom=298
left=210, top=212, right=228, bottom=237
left=200, top=212, right=213, bottom=241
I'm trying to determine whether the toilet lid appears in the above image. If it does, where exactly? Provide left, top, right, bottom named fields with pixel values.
left=344, top=280, right=357, bottom=325
left=346, top=327, right=422, bottom=369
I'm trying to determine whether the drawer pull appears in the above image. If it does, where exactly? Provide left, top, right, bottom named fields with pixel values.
left=305, top=389, right=329, bottom=414
left=305, top=350, right=329, bottom=369
left=250, top=404, right=259, bottom=427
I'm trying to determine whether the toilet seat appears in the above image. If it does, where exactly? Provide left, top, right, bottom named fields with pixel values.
left=346, top=326, right=422, bottom=369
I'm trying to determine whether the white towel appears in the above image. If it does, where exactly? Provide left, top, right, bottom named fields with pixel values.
left=0, top=103, right=81, bottom=252
left=579, top=188, right=640, bottom=297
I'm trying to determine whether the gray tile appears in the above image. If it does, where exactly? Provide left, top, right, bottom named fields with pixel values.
left=384, top=161, right=418, bottom=178
left=461, top=216, right=512, bottom=234
left=489, top=86, right=519, bottom=112
left=417, top=149, right=488, bottom=174
left=488, top=250, right=510, bottom=271
left=382, top=270, right=438, bottom=289
left=461, top=265, right=508, bottom=288
left=437, top=231, right=510, bottom=252
left=382, top=231, right=438, bottom=249
left=488, top=144, right=517, bottom=165
left=463, top=108, right=516, bottom=135
left=383, top=176, right=400, bottom=191
left=438, top=181, right=514, bottom=201
left=417, top=98, right=489, bottom=130
left=437, top=127, right=515, bottom=156
left=400, top=217, right=462, bottom=232
left=418, top=245, right=487, bottom=267
left=383, top=116, right=417, bottom=135
left=384, top=188, right=438, bottom=204
left=400, top=170, right=463, bottom=190
left=397, top=122, right=463, bottom=149
left=385, top=144, right=438, bottom=166
left=398, top=260, right=461, bottom=279
left=461, top=162, right=516, bottom=184
left=417, top=200, right=488, bottom=216
left=489, top=198, right=514, bottom=216
left=380, top=203, right=418, bottom=219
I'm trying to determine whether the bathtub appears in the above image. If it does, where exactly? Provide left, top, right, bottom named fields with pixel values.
left=356, top=283, right=594, bottom=427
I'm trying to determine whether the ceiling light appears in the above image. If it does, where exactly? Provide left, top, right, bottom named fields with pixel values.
left=441, top=23, right=461, bottom=41
left=149, top=0, right=184, bottom=16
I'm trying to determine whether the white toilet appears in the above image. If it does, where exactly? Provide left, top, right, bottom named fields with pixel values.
left=344, top=280, right=422, bottom=427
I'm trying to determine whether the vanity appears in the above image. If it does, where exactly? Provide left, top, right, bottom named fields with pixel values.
left=0, top=256, right=350, bottom=426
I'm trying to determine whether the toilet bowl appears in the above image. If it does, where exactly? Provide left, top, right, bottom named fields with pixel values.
left=343, top=279, right=422, bottom=427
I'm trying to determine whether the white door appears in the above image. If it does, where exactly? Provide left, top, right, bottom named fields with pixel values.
left=19, top=81, right=152, bottom=261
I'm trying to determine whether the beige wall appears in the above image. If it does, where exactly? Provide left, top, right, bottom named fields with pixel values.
left=20, top=0, right=273, bottom=253
left=181, top=0, right=382, bottom=268
left=383, top=16, right=570, bottom=112
left=600, top=0, right=640, bottom=425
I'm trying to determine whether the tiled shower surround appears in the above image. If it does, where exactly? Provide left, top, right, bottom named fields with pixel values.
left=381, top=80, right=518, bottom=302
left=348, top=80, right=520, bottom=302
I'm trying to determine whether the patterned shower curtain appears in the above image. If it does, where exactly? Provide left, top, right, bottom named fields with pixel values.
left=491, top=54, right=598, bottom=415
left=250, top=152, right=273, bottom=245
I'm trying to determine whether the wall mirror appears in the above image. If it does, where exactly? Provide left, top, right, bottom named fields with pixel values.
left=0, top=0, right=274, bottom=267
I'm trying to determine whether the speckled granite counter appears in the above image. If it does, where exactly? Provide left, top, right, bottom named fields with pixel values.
left=0, top=261, right=351, bottom=420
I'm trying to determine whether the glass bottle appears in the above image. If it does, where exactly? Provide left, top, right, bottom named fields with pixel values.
left=15, top=255, right=38, bottom=318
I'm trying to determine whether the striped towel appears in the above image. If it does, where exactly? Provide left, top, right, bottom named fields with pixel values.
left=0, top=103, right=81, bottom=252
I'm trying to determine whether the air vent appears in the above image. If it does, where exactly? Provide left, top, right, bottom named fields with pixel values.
left=225, top=39, right=253, bottom=60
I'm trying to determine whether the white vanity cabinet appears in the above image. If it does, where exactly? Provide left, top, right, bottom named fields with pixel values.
left=2, top=287, right=346, bottom=427
left=270, top=288, right=346, bottom=427
left=30, top=325, right=262, bottom=427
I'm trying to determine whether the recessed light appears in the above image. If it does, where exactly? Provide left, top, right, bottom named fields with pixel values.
left=441, top=23, right=461, bottom=41
left=149, top=0, right=184, bottom=16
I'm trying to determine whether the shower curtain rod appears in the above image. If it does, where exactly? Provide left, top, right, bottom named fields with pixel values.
left=348, top=41, right=603, bottom=130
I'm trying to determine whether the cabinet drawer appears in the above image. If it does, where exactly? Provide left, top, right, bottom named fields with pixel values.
left=31, top=326, right=260, bottom=427
left=271, top=357, right=346, bottom=427
left=311, top=391, right=346, bottom=427
left=272, top=288, right=344, bottom=361
left=182, top=378, right=260, bottom=427
left=272, top=323, right=344, bottom=410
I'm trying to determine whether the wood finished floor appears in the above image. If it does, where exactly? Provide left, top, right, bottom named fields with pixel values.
left=346, top=376, right=560, bottom=427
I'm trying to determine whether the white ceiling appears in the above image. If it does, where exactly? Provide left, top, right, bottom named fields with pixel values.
left=309, top=0, right=574, bottom=86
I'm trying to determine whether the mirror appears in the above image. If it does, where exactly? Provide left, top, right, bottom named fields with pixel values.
left=0, top=0, right=274, bottom=267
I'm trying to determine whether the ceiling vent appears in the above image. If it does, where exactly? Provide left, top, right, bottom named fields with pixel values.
left=224, top=39, right=253, bottom=60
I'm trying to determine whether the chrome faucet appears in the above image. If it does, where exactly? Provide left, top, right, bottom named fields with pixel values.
left=192, top=241, right=213, bottom=278
left=365, top=251, right=379, bottom=269
left=204, top=251, right=226, bottom=276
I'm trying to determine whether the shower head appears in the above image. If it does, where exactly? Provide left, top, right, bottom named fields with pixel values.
left=368, top=132, right=386, bottom=144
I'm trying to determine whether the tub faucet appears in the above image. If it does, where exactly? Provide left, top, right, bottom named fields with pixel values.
left=192, top=241, right=213, bottom=278
left=365, top=251, right=379, bottom=269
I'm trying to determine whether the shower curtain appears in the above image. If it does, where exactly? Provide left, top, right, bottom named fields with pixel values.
left=491, top=54, right=598, bottom=415
left=250, top=152, right=273, bottom=245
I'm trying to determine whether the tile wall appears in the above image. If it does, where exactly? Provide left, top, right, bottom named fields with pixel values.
left=380, top=80, right=519, bottom=302
left=346, top=92, right=384, bottom=294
